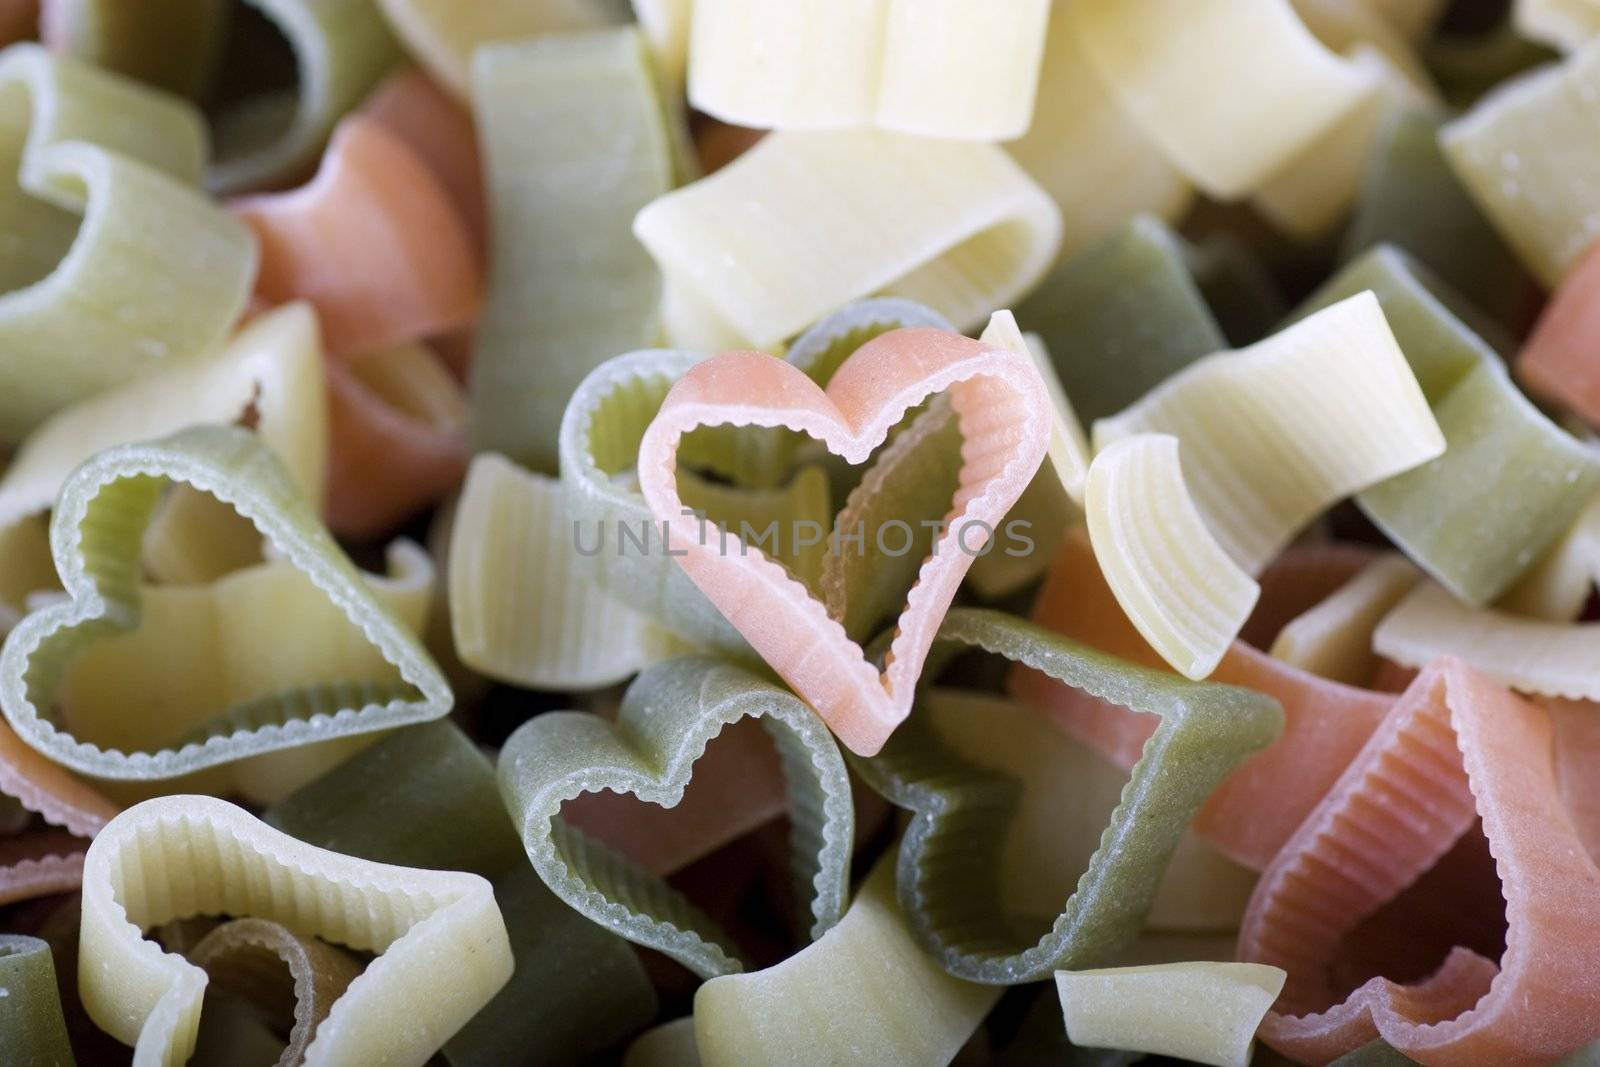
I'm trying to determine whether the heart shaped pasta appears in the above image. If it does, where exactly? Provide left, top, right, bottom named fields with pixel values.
left=78, top=795, right=511, bottom=1066
left=638, top=327, right=1050, bottom=756
left=497, top=655, right=854, bottom=979
left=0, top=424, right=452, bottom=779
left=856, top=608, right=1280, bottom=983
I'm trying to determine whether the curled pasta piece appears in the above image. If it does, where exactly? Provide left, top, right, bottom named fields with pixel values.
left=233, top=115, right=482, bottom=361
left=0, top=934, right=74, bottom=1065
left=0, top=303, right=325, bottom=696
left=359, top=65, right=484, bottom=247
left=79, top=795, right=511, bottom=1066
left=1375, top=579, right=1600, bottom=700
left=637, top=328, right=1050, bottom=756
left=692, top=851, right=999, bottom=1067
left=1007, top=0, right=1191, bottom=258
left=1094, top=291, right=1443, bottom=575
left=497, top=655, right=854, bottom=978
left=448, top=452, right=680, bottom=691
left=855, top=608, right=1280, bottom=982
left=1086, top=434, right=1259, bottom=680
left=560, top=348, right=838, bottom=657
left=634, top=129, right=1061, bottom=351
left=470, top=28, right=673, bottom=472
left=1515, top=0, right=1600, bottom=51
left=376, top=0, right=624, bottom=99
left=0, top=44, right=256, bottom=441
left=40, top=0, right=226, bottom=97
left=207, top=0, right=400, bottom=193
left=1441, top=43, right=1600, bottom=287
left=0, top=425, right=451, bottom=781
left=1303, top=248, right=1600, bottom=604
left=1069, top=0, right=1375, bottom=198
left=0, top=41, right=204, bottom=181
left=1056, top=963, right=1286, bottom=1067
left=1014, top=531, right=1394, bottom=870
left=1242, top=661, right=1600, bottom=1063
left=186, top=919, right=362, bottom=1067
left=1271, top=553, right=1422, bottom=685
left=265, top=719, right=659, bottom=1066
left=688, top=0, right=1049, bottom=140
left=325, top=341, right=466, bottom=539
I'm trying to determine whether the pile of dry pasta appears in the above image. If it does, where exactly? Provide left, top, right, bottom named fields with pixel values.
left=5, top=0, right=1600, bottom=1064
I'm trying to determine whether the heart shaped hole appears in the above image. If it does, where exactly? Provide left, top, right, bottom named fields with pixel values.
left=20, top=463, right=429, bottom=783
left=553, top=714, right=820, bottom=975
left=1319, top=821, right=1507, bottom=1010
left=918, top=655, right=1258, bottom=957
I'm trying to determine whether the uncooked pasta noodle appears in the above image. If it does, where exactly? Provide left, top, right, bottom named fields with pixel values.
left=1085, top=434, right=1259, bottom=680
left=1094, top=292, right=1445, bottom=575
left=78, top=794, right=512, bottom=1066
left=854, top=608, right=1279, bottom=983
left=637, top=328, right=1049, bottom=755
left=633, top=129, right=1062, bottom=350
left=497, top=655, right=853, bottom=977
left=0, top=426, right=450, bottom=780
left=16, top=4, right=1600, bottom=1063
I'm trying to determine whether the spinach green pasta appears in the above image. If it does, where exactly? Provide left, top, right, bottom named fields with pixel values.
left=854, top=608, right=1281, bottom=983
left=209, top=0, right=401, bottom=193
left=497, top=654, right=854, bottom=978
left=0, top=43, right=255, bottom=441
left=1299, top=246, right=1600, bottom=604
left=0, top=934, right=74, bottom=1067
left=470, top=27, right=674, bottom=474
left=1014, top=214, right=1226, bottom=426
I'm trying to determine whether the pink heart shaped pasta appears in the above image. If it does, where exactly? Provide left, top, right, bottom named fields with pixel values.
left=638, top=327, right=1049, bottom=755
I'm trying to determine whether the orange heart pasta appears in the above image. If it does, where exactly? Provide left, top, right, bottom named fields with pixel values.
left=1241, top=661, right=1600, bottom=1064
left=638, top=326, right=1050, bottom=756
